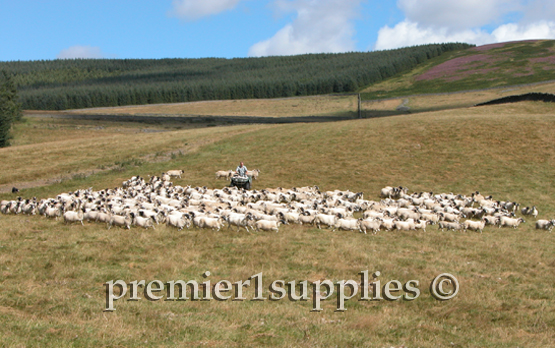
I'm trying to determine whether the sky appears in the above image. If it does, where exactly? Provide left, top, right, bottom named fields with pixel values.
left=1, top=0, right=554, bottom=61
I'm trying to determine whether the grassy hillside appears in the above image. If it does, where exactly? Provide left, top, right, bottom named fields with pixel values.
left=361, top=40, right=555, bottom=100
left=1, top=43, right=471, bottom=111
left=1, top=102, right=554, bottom=347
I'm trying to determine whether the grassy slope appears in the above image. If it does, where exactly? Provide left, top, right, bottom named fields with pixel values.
left=1, top=102, right=555, bottom=347
left=0, top=117, right=269, bottom=186
left=361, top=40, right=555, bottom=100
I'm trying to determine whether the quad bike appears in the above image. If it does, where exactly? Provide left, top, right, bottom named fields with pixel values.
left=229, top=175, right=252, bottom=190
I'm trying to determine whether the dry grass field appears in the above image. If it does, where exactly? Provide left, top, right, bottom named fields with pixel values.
left=1, top=101, right=555, bottom=347
left=66, top=95, right=358, bottom=118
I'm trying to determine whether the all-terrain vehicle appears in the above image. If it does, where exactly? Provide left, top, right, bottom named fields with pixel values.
left=229, top=175, right=252, bottom=190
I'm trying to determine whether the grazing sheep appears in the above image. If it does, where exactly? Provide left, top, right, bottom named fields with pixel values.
left=440, top=212, right=461, bottom=223
left=215, top=170, right=233, bottom=180
left=298, top=213, right=316, bottom=225
left=166, top=214, right=188, bottom=230
left=277, top=211, right=301, bottom=224
left=394, top=220, right=416, bottom=231
left=108, top=214, right=132, bottom=229
left=522, top=206, right=538, bottom=218
left=463, top=219, right=486, bottom=233
left=246, top=169, right=261, bottom=180
left=96, top=210, right=112, bottom=224
left=45, top=206, right=63, bottom=220
left=166, top=170, right=184, bottom=178
left=195, top=216, right=224, bottom=231
left=335, top=218, right=361, bottom=232
left=420, top=213, right=440, bottom=225
left=498, top=217, right=525, bottom=228
left=414, top=219, right=429, bottom=232
left=438, top=221, right=462, bottom=231
left=63, top=210, right=84, bottom=225
left=358, top=218, right=381, bottom=235
left=161, top=173, right=171, bottom=182
left=535, top=219, right=555, bottom=231
left=363, top=210, right=384, bottom=219
left=314, top=214, right=338, bottom=230
left=254, top=219, right=283, bottom=233
left=379, top=218, right=396, bottom=231
left=483, top=215, right=499, bottom=226
left=83, top=210, right=100, bottom=222
left=226, top=213, right=252, bottom=232
left=131, top=212, right=155, bottom=229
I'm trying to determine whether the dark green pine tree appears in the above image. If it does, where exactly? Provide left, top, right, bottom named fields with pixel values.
left=0, top=70, right=23, bottom=147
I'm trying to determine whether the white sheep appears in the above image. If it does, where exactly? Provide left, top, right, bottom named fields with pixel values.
left=166, top=170, right=184, bottom=178
left=314, top=214, right=338, bottom=230
left=215, top=170, right=233, bottom=180
left=357, top=218, right=380, bottom=235
left=498, top=217, right=525, bottom=228
left=254, top=219, right=283, bottom=232
left=166, top=214, right=188, bottom=230
left=535, top=219, right=555, bottom=231
left=131, top=212, right=155, bottom=229
left=63, top=210, right=84, bottom=225
left=246, top=169, right=261, bottom=180
left=438, top=221, right=462, bottom=231
left=335, top=218, right=360, bottom=232
left=108, top=214, right=132, bottom=229
left=463, top=219, right=486, bottom=233
left=226, top=213, right=252, bottom=232
left=394, top=220, right=416, bottom=231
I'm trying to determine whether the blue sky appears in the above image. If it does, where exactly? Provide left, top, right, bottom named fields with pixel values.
left=1, top=0, right=554, bottom=61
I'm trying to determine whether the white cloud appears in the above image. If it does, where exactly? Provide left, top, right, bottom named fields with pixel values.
left=57, top=45, right=105, bottom=59
left=398, top=0, right=520, bottom=31
left=492, top=20, right=555, bottom=41
left=248, top=0, right=362, bottom=57
left=375, top=21, right=493, bottom=50
left=169, top=0, right=242, bottom=21
left=374, top=0, right=555, bottom=50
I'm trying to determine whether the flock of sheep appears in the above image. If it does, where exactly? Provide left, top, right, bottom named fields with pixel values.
left=1, top=175, right=554, bottom=234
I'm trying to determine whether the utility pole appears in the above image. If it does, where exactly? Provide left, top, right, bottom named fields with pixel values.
left=358, top=93, right=362, bottom=119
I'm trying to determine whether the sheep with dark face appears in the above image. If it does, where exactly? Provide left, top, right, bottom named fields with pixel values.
left=535, top=219, right=555, bottom=231
left=521, top=206, right=538, bottom=218
left=166, top=170, right=184, bottom=178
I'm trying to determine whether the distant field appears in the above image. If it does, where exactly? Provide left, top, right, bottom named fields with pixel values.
left=64, top=80, right=555, bottom=119
left=65, top=94, right=359, bottom=118
left=1, top=102, right=554, bottom=347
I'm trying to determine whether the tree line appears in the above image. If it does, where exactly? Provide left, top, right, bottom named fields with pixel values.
left=0, top=43, right=474, bottom=111
left=0, top=71, right=22, bottom=147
